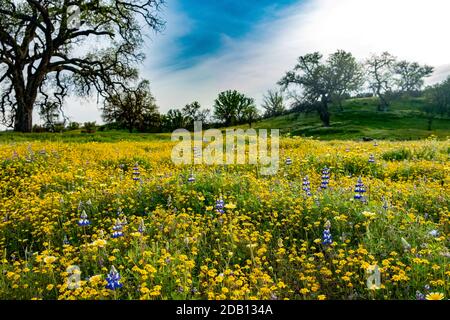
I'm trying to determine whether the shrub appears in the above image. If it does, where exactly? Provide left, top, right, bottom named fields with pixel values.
left=82, top=122, right=97, bottom=134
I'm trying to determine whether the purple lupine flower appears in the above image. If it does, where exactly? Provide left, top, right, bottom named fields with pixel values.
left=354, top=177, right=366, bottom=201
left=303, top=176, right=312, bottom=197
left=320, top=167, right=330, bottom=189
left=285, top=157, right=292, bottom=166
left=416, top=291, right=425, bottom=300
left=77, top=210, right=91, bottom=226
left=112, top=219, right=124, bottom=238
left=133, top=163, right=140, bottom=181
left=429, top=230, right=439, bottom=237
left=322, top=228, right=333, bottom=246
left=106, top=266, right=123, bottom=290
left=63, top=235, right=70, bottom=245
left=216, top=196, right=225, bottom=214
left=138, top=219, right=146, bottom=234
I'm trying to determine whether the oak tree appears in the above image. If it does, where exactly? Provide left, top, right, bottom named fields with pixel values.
left=0, top=0, right=164, bottom=132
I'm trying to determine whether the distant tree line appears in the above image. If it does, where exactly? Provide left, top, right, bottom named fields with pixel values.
left=99, top=88, right=261, bottom=133
left=35, top=50, right=450, bottom=133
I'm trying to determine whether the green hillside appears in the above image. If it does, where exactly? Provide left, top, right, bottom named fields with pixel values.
left=0, top=97, right=448, bottom=142
left=243, top=97, right=450, bottom=140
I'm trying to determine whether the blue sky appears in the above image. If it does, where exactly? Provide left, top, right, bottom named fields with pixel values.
left=51, top=0, right=450, bottom=125
left=160, top=0, right=299, bottom=70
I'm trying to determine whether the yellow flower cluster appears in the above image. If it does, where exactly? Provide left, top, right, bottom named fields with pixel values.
left=0, top=137, right=448, bottom=300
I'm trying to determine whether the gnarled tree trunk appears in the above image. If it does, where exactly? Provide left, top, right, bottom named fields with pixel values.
left=12, top=76, right=35, bottom=132
left=14, top=103, right=34, bottom=133
left=13, top=79, right=40, bottom=133
left=318, top=97, right=331, bottom=127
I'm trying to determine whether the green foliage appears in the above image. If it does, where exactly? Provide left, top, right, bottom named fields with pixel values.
left=182, top=102, right=210, bottom=129
left=365, top=52, right=397, bottom=112
left=423, top=77, right=450, bottom=130
left=213, top=90, right=257, bottom=126
left=279, top=50, right=363, bottom=126
left=68, top=122, right=80, bottom=131
left=162, top=109, right=186, bottom=131
left=83, top=122, right=97, bottom=134
left=382, top=148, right=413, bottom=161
left=38, top=102, right=61, bottom=131
left=262, top=90, right=286, bottom=118
left=0, top=0, right=165, bottom=132
left=394, top=61, right=434, bottom=94
left=102, top=80, right=160, bottom=133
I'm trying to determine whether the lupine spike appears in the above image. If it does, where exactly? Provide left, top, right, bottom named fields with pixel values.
left=63, top=235, right=70, bottom=245
left=354, top=177, right=366, bottom=201
left=216, top=196, right=225, bottom=214
left=112, top=218, right=123, bottom=238
left=133, top=163, right=140, bottom=181
left=105, top=265, right=123, bottom=290
left=303, top=176, right=312, bottom=197
left=321, top=167, right=330, bottom=189
left=322, top=221, right=333, bottom=245
left=285, top=157, right=292, bottom=166
left=77, top=210, right=91, bottom=226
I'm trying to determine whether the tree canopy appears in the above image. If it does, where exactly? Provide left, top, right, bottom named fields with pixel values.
left=182, top=101, right=210, bottom=129
left=102, top=80, right=159, bottom=133
left=423, top=77, right=450, bottom=130
left=394, top=61, right=433, bottom=94
left=262, top=89, right=285, bottom=118
left=213, top=90, right=256, bottom=126
left=0, top=0, right=164, bottom=132
left=279, top=50, right=362, bottom=127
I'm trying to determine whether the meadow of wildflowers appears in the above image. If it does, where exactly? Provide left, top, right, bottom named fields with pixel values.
left=0, top=136, right=448, bottom=300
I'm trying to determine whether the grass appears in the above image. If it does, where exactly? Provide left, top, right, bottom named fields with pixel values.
left=0, top=97, right=448, bottom=142
left=244, top=97, right=450, bottom=141
left=0, top=130, right=172, bottom=143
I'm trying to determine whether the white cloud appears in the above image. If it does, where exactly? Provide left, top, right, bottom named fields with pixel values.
left=147, top=0, right=450, bottom=113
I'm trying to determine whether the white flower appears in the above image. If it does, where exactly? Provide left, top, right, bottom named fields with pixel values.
left=429, top=230, right=439, bottom=237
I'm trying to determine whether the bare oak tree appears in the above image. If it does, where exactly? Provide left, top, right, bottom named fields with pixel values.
left=0, top=0, right=164, bottom=132
left=365, top=52, right=396, bottom=111
left=261, top=89, right=285, bottom=118
left=102, top=79, right=159, bottom=133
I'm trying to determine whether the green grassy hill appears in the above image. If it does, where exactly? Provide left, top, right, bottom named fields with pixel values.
left=244, top=97, right=450, bottom=140
left=0, top=97, right=448, bottom=142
